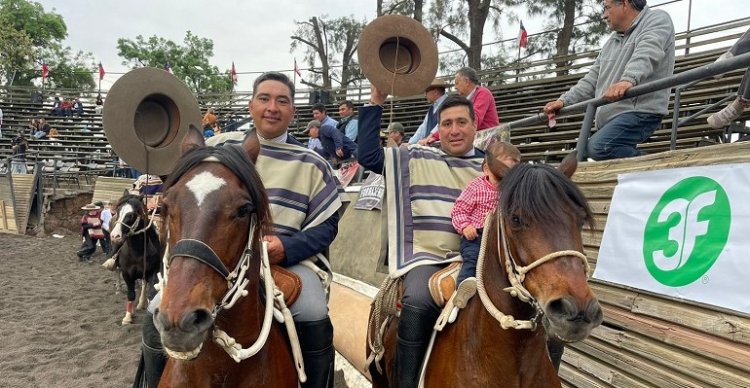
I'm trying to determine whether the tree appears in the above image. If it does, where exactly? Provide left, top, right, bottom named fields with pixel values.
left=290, top=15, right=366, bottom=91
left=427, top=0, right=511, bottom=70
left=116, top=31, right=233, bottom=98
left=377, top=0, right=424, bottom=21
left=10, top=44, right=96, bottom=89
left=0, top=0, right=67, bottom=86
left=519, top=0, right=607, bottom=75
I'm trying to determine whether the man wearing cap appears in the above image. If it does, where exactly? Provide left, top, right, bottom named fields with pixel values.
left=409, top=78, right=448, bottom=144
left=139, top=72, right=341, bottom=388
left=386, top=122, right=405, bottom=146
left=304, top=118, right=358, bottom=164
left=358, top=87, right=487, bottom=388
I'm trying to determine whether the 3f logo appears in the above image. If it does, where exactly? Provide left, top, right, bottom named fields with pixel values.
left=642, top=177, right=731, bottom=287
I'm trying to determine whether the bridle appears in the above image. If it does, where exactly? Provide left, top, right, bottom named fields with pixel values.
left=155, top=161, right=276, bottom=364
left=113, top=201, right=156, bottom=238
left=475, top=212, right=590, bottom=330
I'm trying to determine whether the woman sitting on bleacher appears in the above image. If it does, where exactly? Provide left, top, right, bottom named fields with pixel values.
left=33, top=118, right=50, bottom=139
left=708, top=28, right=750, bottom=130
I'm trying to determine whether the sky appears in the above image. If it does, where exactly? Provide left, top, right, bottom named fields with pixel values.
left=35, top=0, right=750, bottom=92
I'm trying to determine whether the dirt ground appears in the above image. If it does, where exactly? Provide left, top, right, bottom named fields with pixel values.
left=0, top=230, right=363, bottom=387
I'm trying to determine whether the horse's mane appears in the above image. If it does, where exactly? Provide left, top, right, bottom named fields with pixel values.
left=162, top=144, right=272, bottom=236
left=115, top=193, right=145, bottom=215
left=500, top=163, right=594, bottom=230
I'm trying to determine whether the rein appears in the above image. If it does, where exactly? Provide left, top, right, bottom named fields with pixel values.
left=475, top=212, right=590, bottom=330
left=114, top=201, right=159, bottom=238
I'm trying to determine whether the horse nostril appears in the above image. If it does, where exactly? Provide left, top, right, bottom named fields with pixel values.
left=585, top=300, right=604, bottom=325
left=154, top=308, right=172, bottom=331
left=179, top=308, right=213, bottom=333
left=546, top=297, right=579, bottom=320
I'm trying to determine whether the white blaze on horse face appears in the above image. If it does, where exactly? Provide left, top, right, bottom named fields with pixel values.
left=111, top=203, right=134, bottom=239
left=186, top=171, right=227, bottom=208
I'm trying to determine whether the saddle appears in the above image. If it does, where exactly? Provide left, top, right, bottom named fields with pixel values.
left=428, top=262, right=461, bottom=308
left=270, top=265, right=301, bottom=306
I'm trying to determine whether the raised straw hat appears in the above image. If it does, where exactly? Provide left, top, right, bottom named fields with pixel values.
left=103, top=67, right=201, bottom=175
left=357, top=15, right=438, bottom=97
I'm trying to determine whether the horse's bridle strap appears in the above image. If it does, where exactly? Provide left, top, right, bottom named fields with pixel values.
left=169, top=239, right=230, bottom=279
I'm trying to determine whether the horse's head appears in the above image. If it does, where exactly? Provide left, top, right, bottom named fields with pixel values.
left=497, top=153, right=603, bottom=343
left=153, top=127, right=271, bottom=359
left=110, top=192, right=148, bottom=244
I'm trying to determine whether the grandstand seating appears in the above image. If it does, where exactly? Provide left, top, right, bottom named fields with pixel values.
left=1, top=17, right=749, bottom=184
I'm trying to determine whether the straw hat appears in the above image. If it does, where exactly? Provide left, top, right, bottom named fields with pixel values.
left=81, top=203, right=101, bottom=211
left=103, top=67, right=201, bottom=175
left=357, top=15, right=438, bottom=97
left=425, top=78, right=448, bottom=92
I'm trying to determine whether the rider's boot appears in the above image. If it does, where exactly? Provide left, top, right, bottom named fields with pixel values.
left=297, top=317, right=335, bottom=388
left=136, top=310, right=167, bottom=388
left=393, top=305, right=438, bottom=388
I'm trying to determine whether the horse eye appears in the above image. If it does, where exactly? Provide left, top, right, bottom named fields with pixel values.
left=236, top=203, right=255, bottom=219
left=510, top=215, right=522, bottom=226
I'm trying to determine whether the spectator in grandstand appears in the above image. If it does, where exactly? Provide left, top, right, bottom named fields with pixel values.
left=386, top=122, right=406, bottom=146
left=311, top=102, right=339, bottom=130
left=543, top=0, right=675, bottom=161
left=305, top=120, right=326, bottom=155
left=409, top=78, right=448, bottom=144
left=10, top=133, right=28, bottom=174
left=61, top=98, right=73, bottom=117
left=303, top=118, right=357, bottom=164
left=73, top=97, right=84, bottom=117
left=51, top=97, right=63, bottom=116
left=33, top=118, right=51, bottom=139
left=708, top=28, right=750, bottom=129
left=419, top=67, right=499, bottom=145
left=201, top=108, right=217, bottom=129
left=337, top=100, right=359, bottom=141
left=95, top=94, right=104, bottom=115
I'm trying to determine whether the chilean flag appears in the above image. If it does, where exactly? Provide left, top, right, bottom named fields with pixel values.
left=42, top=63, right=49, bottom=80
left=231, top=62, right=238, bottom=85
left=98, top=62, right=105, bottom=81
left=519, top=21, right=528, bottom=49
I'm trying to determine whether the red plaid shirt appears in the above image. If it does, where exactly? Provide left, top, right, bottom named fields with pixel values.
left=451, top=175, right=498, bottom=233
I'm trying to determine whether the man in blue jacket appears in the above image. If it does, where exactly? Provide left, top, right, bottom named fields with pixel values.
left=304, top=119, right=357, bottom=162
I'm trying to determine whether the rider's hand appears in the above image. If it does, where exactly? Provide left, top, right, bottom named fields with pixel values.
left=263, top=235, right=286, bottom=265
left=370, top=86, right=388, bottom=106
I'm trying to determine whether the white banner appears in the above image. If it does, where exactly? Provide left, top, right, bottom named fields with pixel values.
left=594, top=163, right=750, bottom=314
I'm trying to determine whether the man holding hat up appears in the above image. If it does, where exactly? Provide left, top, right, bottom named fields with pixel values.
left=138, top=72, right=341, bottom=388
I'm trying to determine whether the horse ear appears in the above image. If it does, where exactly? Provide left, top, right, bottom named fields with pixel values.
left=243, top=129, right=261, bottom=164
left=123, top=189, right=129, bottom=197
left=558, top=151, right=578, bottom=178
left=181, top=124, right=205, bottom=156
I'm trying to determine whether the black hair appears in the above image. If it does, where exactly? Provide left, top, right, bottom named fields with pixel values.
left=253, top=71, right=295, bottom=100
left=312, top=103, right=326, bottom=113
left=339, top=100, right=354, bottom=110
left=437, top=95, right=475, bottom=123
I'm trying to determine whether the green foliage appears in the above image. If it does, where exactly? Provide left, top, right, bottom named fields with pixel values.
left=116, top=30, right=234, bottom=98
left=290, top=15, right=366, bottom=91
left=0, top=0, right=67, bottom=86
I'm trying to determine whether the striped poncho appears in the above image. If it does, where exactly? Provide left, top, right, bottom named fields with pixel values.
left=385, top=145, right=483, bottom=277
left=207, top=132, right=342, bottom=268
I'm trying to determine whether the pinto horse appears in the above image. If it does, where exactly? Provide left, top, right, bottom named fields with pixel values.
left=152, top=128, right=298, bottom=387
left=109, top=192, right=162, bottom=325
left=368, top=153, right=604, bottom=387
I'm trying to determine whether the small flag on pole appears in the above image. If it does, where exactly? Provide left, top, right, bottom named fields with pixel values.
left=519, top=21, right=529, bottom=49
left=230, top=62, right=238, bottom=85
left=294, top=59, right=302, bottom=77
left=164, top=62, right=173, bottom=74
left=42, top=63, right=49, bottom=80
left=98, top=62, right=105, bottom=81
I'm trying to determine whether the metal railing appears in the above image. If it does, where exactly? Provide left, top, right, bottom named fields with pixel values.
left=484, top=52, right=750, bottom=161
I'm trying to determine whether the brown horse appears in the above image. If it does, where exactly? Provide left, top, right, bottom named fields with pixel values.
left=368, top=153, right=603, bottom=387
left=152, top=128, right=298, bottom=387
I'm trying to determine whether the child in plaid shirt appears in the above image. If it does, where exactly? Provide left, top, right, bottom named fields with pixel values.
left=451, top=142, right=521, bottom=286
